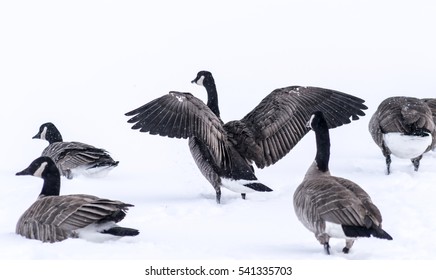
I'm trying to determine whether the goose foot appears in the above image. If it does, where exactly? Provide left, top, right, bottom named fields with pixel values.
left=65, top=170, right=74, bottom=179
left=241, top=193, right=246, bottom=200
left=324, top=243, right=331, bottom=255
left=411, top=156, right=422, bottom=172
left=343, top=239, right=354, bottom=254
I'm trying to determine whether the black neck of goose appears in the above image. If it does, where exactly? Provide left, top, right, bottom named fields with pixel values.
left=40, top=168, right=61, bottom=197
left=204, top=79, right=220, bottom=118
left=314, top=124, right=330, bottom=173
left=47, top=128, right=63, bottom=144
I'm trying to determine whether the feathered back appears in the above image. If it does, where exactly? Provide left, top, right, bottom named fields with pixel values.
left=16, top=194, right=133, bottom=243
left=369, top=96, right=435, bottom=148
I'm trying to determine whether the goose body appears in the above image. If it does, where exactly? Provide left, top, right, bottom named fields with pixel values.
left=293, top=111, right=392, bottom=254
left=33, top=122, right=119, bottom=179
left=423, top=98, right=436, bottom=150
left=15, top=157, right=138, bottom=243
left=126, top=71, right=367, bottom=203
left=369, top=96, right=436, bottom=174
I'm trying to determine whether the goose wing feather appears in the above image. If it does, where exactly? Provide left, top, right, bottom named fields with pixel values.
left=294, top=177, right=381, bottom=230
left=126, top=91, right=231, bottom=169
left=233, top=86, right=367, bottom=168
left=16, top=195, right=133, bottom=242
left=42, top=142, right=113, bottom=170
left=422, top=98, right=436, bottom=125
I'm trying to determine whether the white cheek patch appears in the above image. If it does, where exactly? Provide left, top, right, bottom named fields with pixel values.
left=40, top=126, right=48, bottom=140
left=306, top=114, right=315, bottom=128
left=196, top=75, right=205, bottom=86
left=33, top=162, right=48, bottom=178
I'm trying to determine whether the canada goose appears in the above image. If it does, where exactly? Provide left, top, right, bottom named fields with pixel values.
left=369, top=96, right=436, bottom=174
left=15, top=156, right=139, bottom=243
left=293, top=111, right=392, bottom=254
left=125, top=71, right=367, bottom=203
left=33, top=122, right=119, bottom=179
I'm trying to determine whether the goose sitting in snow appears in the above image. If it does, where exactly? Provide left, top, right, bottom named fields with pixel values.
left=369, top=96, right=436, bottom=174
left=125, top=70, right=367, bottom=204
left=293, top=111, right=392, bottom=254
left=15, top=156, right=139, bottom=243
left=32, top=122, right=119, bottom=179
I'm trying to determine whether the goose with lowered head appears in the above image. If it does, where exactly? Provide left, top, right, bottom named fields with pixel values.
left=369, top=96, right=436, bottom=174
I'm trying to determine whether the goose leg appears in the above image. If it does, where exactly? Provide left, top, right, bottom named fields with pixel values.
left=342, top=239, right=355, bottom=254
left=381, top=144, right=391, bottom=175
left=317, top=233, right=331, bottom=255
left=411, top=155, right=422, bottom=171
left=324, top=243, right=331, bottom=255
left=385, top=154, right=392, bottom=175
left=65, top=170, right=74, bottom=180
left=215, top=188, right=222, bottom=204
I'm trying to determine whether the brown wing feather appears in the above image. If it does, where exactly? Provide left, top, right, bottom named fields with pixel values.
left=16, top=195, right=133, bottom=243
left=234, top=86, right=367, bottom=168
left=126, top=91, right=231, bottom=169
left=294, top=176, right=382, bottom=231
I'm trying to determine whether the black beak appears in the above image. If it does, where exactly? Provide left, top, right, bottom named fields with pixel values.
left=32, top=133, right=40, bottom=139
left=16, top=168, right=31, bottom=176
left=191, top=78, right=197, bottom=84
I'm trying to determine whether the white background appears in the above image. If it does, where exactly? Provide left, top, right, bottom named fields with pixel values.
left=1, top=0, right=435, bottom=277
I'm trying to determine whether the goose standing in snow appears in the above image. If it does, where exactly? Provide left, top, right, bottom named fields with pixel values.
left=33, top=122, right=119, bottom=179
left=293, top=111, right=392, bottom=254
left=369, top=96, right=436, bottom=174
left=126, top=71, right=367, bottom=204
left=15, top=156, right=139, bottom=243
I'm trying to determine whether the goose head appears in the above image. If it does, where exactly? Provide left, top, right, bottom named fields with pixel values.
left=191, top=70, right=215, bottom=87
left=16, top=156, right=59, bottom=179
left=32, top=122, right=63, bottom=143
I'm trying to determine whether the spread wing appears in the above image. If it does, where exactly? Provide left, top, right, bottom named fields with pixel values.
left=229, top=86, right=367, bottom=168
left=125, top=91, right=231, bottom=169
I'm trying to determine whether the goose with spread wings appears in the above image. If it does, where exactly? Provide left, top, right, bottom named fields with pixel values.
left=125, top=71, right=367, bottom=203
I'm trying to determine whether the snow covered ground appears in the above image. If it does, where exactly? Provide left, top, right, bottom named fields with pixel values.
left=1, top=0, right=435, bottom=276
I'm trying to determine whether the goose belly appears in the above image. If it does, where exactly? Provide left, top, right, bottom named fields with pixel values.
left=324, top=222, right=348, bottom=239
left=75, top=222, right=121, bottom=242
left=70, top=164, right=116, bottom=178
left=383, top=132, right=432, bottom=159
left=220, top=178, right=259, bottom=193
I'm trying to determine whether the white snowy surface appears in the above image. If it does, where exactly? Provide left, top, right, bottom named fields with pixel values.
left=1, top=0, right=436, bottom=268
